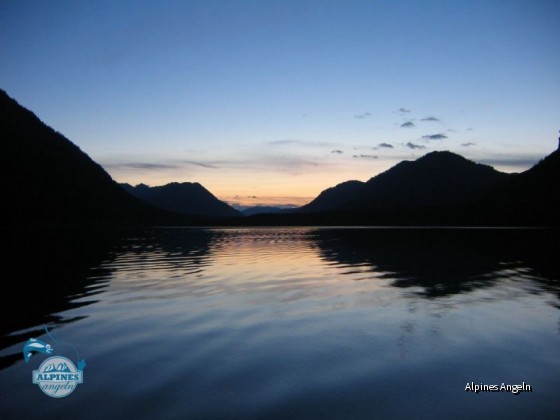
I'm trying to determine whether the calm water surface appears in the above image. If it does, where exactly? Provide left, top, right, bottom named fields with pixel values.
left=1, top=227, right=559, bottom=419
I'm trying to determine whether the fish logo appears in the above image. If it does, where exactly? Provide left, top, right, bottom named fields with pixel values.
left=23, top=338, right=54, bottom=363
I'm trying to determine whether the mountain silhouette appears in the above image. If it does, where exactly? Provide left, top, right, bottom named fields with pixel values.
left=0, top=89, right=190, bottom=226
left=44, top=362, right=71, bottom=373
left=2, top=88, right=557, bottom=227
left=358, top=151, right=512, bottom=209
left=301, top=151, right=512, bottom=214
left=248, top=149, right=558, bottom=226
left=121, top=182, right=241, bottom=218
left=475, top=148, right=560, bottom=225
left=241, top=206, right=295, bottom=216
left=299, top=180, right=366, bottom=213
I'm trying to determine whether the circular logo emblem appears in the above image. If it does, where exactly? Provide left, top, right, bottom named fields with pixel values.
left=32, top=356, right=83, bottom=398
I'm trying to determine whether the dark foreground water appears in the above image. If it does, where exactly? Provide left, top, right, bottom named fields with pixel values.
left=1, top=227, right=559, bottom=419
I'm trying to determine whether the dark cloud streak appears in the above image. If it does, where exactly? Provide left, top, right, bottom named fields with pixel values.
left=353, top=154, right=378, bottom=159
left=103, top=162, right=180, bottom=170
left=183, top=160, right=218, bottom=169
left=422, top=133, right=448, bottom=140
left=406, top=142, right=425, bottom=150
left=477, top=157, right=539, bottom=168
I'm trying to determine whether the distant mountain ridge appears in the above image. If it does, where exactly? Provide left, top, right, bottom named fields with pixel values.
left=121, top=182, right=241, bottom=218
left=300, top=151, right=512, bottom=213
left=2, top=87, right=557, bottom=227
left=299, top=180, right=365, bottom=213
left=241, top=206, right=296, bottom=216
left=356, top=151, right=513, bottom=209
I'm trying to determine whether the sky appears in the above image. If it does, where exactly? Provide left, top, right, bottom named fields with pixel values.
left=1, top=0, right=559, bottom=207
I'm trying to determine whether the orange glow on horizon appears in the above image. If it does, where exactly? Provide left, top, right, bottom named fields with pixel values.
left=221, top=195, right=315, bottom=207
left=109, top=159, right=393, bottom=207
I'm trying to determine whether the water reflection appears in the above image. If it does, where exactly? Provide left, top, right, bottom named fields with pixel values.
left=1, top=228, right=559, bottom=419
left=2, top=228, right=559, bottom=355
left=0, top=229, right=119, bottom=369
left=312, top=228, right=560, bottom=298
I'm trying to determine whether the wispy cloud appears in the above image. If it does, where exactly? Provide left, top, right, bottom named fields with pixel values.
left=473, top=154, right=542, bottom=172
left=378, top=142, right=394, bottom=148
left=102, top=153, right=328, bottom=177
left=255, top=155, right=322, bottom=174
left=398, top=108, right=411, bottom=113
left=331, top=149, right=344, bottom=154
left=354, top=112, right=372, bottom=119
left=353, top=154, right=378, bottom=159
left=461, top=142, right=476, bottom=147
left=267, top=139, right=336, bottom=147
left=268, top=139, right=303, bottom=146
left=406, top=142, right=426, bottom=150
left=183, top=160, right=218, bottom=169
left=103, top=162, right=181, bottom=170
left=476, top=156, right=539, bottom=169
left=421, top=116, right=439, bottom=122
left=401, top=121, right=415, bottom=128
left=422, top=133, right=448, bottom=140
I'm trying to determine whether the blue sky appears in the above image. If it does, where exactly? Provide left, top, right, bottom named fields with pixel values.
left=1, top=0, right=559, bottom=206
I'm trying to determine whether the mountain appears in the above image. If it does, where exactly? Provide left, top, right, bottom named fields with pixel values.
left=44, top=362, right=71, bottom=373
left=478, top=148, right=560, bottom=225
left=299, top=151, right=512, bottom=214
left=121, top=182, right=241, bottom=218
left=355, top=151, right=513, bottom=210
left=299, top=180, right=365, bottom=213
left=0, top=89, right=187, bottom=226
left=241, top=206, right=295, bottom=216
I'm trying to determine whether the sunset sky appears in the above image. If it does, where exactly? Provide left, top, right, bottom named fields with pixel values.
left=1, top=1, right=559, bottom=207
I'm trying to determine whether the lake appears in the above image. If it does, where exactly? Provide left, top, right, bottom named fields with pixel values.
left=1, top=227, right=559, bottom=419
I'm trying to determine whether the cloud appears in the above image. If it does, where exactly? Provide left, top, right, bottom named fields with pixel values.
left=421, top=116, right=439, bottom=122
left=354, top=112, right=372, bottom=119
left=353, top=154, right=378, bottom=159
left=182, top=160, right=218, bottom=169
left=103, top=162, right=181, bottom=170
left=461, top=142, right=476, bottom=147
left=406, top=142, right=426, bottom=150
left=102, top=159, right=221, bottom=172
left=398, top=108, right=411, bottom=113
left=401, top=121, right=415, bottom=128
left=267, top=139, right=336, bottom=147
left=268, top=140, right=303, bottom=146
left=331, top=149, right=344, bottom=154
left=378, top=143, right=394, bottom=148
left=477, top=156, right=539, bottom=169
left=422, top=133, right=448, bottom=140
